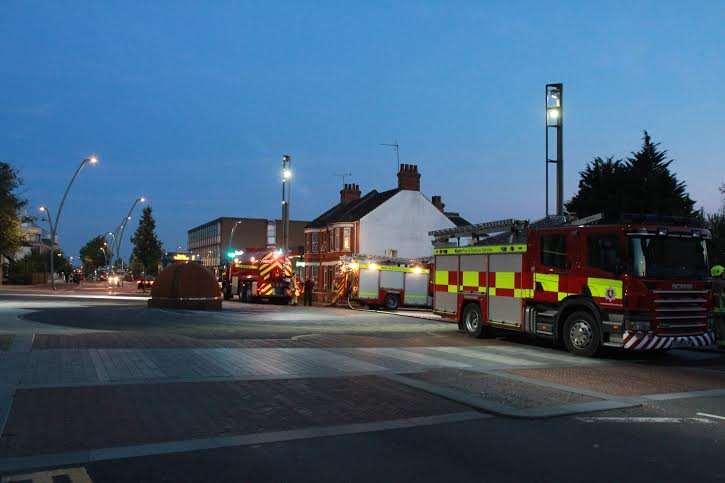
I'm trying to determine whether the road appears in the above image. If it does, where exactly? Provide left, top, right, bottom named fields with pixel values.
left=1, top=293, right=725, bottom=482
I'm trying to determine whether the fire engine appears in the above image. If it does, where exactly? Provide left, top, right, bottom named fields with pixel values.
left=222, top=248, right=294, bottom=304
left=336, top=257, right=431, bottom=310
left=430, top=215, right=715, bottom=356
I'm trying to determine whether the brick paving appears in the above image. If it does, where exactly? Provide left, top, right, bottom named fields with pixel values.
left=0, top=376, right=469, bottom=457
left=32, top=332, right=500, bottom=350
left=509, top=365, right=725, bottom=396
left=407, top=368, right=596, bottom=409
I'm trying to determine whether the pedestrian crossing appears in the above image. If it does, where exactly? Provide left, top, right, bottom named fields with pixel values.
left=11, top=344, right=609, bottom=389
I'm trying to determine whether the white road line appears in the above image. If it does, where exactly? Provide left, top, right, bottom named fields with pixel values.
left=696, top=412, right=725, bottom=421
left=576, top=416, right=714, bottom=424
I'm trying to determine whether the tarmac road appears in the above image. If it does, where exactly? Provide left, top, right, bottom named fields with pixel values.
left=1, top=293, right=725, bottom=482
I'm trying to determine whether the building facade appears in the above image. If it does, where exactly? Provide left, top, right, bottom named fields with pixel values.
left=303, top=164, right=469, bottom=300
left=187, top=217, right=308, bottom=272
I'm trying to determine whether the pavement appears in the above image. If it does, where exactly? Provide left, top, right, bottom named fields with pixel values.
left=1, top=291, right=725, bottom=481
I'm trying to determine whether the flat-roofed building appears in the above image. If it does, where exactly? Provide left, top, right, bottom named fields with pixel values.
left=187, top=217, right=308, bottom=273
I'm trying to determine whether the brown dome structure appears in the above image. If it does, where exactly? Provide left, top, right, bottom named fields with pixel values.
left=148, top=263, right=222, bottom=311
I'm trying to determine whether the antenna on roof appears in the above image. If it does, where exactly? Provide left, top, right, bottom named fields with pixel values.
left=335, top=172, right=352, bottom=186
left=380, top=141, right=400, bottom=173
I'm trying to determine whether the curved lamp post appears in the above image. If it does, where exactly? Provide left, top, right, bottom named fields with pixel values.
left=40, top=154, right=98, bottom=290
left=227, top=220, right=243, bottom=257
left=113, top=196, right=145, bottom=270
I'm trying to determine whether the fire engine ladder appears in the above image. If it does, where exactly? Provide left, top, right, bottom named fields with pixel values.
left=429, top=218, right=529, bottom=248
left=340, top=255, right=432, bottom=267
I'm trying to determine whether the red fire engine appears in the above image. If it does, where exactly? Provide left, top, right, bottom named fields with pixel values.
left=223, top=248, right=294, bottom=304
left=430, top=215, right=715, bottom=356
left=335, top=257, right=432, bottom=310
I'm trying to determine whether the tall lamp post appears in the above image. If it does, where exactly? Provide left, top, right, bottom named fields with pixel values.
left=40, top=154, right=98, bottom=290
left=281, top=155, right=292, bottom=253
left=113, top=196, right=145, bottom=270
left=545, top=83, right=563, bottom=217
left=227, top=220, right=243, bottom=257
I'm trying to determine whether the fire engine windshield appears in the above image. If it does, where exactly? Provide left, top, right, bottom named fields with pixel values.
left=629, top=236, right=709, bottom=280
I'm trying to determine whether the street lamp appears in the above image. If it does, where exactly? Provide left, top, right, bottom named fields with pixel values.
left=40, top=154, right=99, bottom=289
left=545, top=83, right=563, bottom=217
left=112, top=196, right=146, bottom=271
left=281, top=154, right=292, bottom=253
left=227, top=220, right=243, bottom=259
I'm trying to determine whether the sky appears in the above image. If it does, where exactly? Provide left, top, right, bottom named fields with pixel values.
left=2, top=1, right=724, bottom=261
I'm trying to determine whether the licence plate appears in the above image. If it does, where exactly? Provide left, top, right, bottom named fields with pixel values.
left=671, top=338, right=693, bottom=349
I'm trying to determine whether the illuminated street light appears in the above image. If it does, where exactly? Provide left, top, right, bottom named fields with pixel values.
left=112, top=196, right=146, bottom=271
left=281, top=154, right=292, bottom=253
left=41, top=154, right=99, bottom=289
left=545, top=83, right=563, bottom=216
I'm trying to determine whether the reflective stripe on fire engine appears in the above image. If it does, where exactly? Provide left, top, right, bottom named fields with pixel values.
left=435, top=271, right=450, bottom=285
left=359, top=291, right=378, bottom=299
left=433, top=244, right=527, bottom=256
left=587, top=277, right=623, bottom=300
left=533, top=273, right=622, bottom=302
left=358, top=264, right=429, bottom=274
left=534, top=273, right=559, bottom=292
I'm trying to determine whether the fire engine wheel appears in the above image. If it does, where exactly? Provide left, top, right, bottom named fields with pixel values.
left=462, top=303, right=485, bottom=338
left=383, top=294, right=399, bottom=311
left=563, top=311, right=601, bottom=357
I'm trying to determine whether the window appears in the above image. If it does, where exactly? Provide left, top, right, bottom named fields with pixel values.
left=267, top=221, right=276, bottom=246
left=311, top=232, right=319, bottom=253
left=343, top=227, right=351, bottom=251
left=540, top=234, right=567, bottom=269
left=334, top=229, right=340, bottom=252
left=588, top=234, right=621, bottom=274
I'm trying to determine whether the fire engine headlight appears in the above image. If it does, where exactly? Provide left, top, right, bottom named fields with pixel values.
left=627, top=320, right=651, bottom=332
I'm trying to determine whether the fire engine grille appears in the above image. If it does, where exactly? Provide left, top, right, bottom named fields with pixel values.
left=652, top=289, right=709, bottom=335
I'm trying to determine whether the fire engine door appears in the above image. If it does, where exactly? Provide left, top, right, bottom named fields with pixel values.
left=434, top=255, right=458, bottom=314
left=488, top=253, right=523, bottom=327
left=404, top=271, right=429, bottom=306
left=231, top=276, right=239, bottom=293
left=359, top=268, right=379, bottom=300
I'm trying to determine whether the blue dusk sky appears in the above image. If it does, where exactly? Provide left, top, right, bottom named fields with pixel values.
left=1, top=1, right=724, bottom=259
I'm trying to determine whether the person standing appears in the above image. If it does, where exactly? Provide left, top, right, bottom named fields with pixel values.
left=304, top=277, right=315, bottom=306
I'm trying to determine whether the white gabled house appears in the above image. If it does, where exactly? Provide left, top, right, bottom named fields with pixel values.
left=303, top=163, right=469, bottom=301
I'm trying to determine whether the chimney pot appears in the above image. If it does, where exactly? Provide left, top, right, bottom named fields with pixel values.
left=432, top=195, right=445, bottom=212
left=397, top=163, right=421, bottom=191
left=340, top=182, right=361, bottom=203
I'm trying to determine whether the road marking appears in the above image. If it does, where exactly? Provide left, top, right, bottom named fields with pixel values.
left=2, top=466, right=93, bottom=483
left=576, top=416, right=714, bottom=424
left=0, top=411, right=488, bottom=475
left=696, top=412, right=725, bottom=421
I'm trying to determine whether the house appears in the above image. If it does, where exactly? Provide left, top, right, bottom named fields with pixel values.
left=303, top=164, right=469, bottom=300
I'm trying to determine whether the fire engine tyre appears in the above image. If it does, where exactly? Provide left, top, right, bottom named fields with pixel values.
left=563, top=311, right=601, bottom=357
left=462, top=303, right=485, bottom=339
left=383, top=294, right=400, bottom=311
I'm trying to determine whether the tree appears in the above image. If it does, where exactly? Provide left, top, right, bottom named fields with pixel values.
left=565, top=157, right=626, bottom=221
left=566, top=132, right=696, bottom=219
left=0, top=162, right=27, bottom=284
left=130, top=206, right=163, bottom=276
left=708, top=183, right=725, bottom=267
left=79, top=235, right=107, bottom=276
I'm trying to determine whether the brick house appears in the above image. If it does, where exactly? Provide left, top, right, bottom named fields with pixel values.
left=303, top=164, right=468, bottom=300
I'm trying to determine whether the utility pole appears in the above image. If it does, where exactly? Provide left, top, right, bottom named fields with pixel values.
left=380, top=141, right=401, bottom=173
left=545, top=83, right=564, bottom=216
left=281, top=154, right=292, bottom=253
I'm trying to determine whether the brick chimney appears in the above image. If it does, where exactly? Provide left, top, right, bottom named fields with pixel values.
left=431, top=195, right=445, bottom=212
left=397, top=164, right=420, bottom=191
left=340, top=183, right=361, bottom=203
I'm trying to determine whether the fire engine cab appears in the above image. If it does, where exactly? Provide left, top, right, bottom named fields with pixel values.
left=223, top=248, right=293, bottom=304
left=431, top=215, right=715, bottom=356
